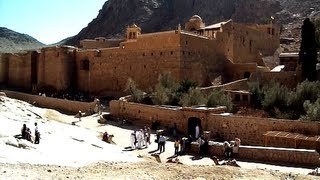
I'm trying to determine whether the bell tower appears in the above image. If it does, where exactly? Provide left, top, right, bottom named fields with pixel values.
left=126, top=24, right=141, bottom=40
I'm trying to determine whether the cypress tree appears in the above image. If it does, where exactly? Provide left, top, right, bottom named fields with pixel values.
left=299, top=18, right=318, bottom=81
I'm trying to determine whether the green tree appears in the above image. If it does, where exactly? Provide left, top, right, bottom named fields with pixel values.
left=125, top=78, right=144, bottom=103
left=299, top=18, right=318, bottom=81
left=179, top=88, right=206, bottom=107
left=206, top=89, right=233, bottom=112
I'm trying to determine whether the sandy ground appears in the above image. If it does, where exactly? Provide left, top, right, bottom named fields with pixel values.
left=0, top=96, right=320, bottom=179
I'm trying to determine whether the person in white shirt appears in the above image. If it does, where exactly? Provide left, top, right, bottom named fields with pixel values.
left=130, top=132, right=136, bottom=150
left=195, top=124, right=200, bottom=139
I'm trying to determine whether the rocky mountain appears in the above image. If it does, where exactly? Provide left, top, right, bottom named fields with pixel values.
left=65, top=0, right=320, bottom=47
left=0, top=27, right=45, bottom=53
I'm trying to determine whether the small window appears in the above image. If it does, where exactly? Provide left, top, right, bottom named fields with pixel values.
left=114, top=66, right=117, bottom=70
left=160, top=52, right=163, bottom=56
left=186, top=41, right=188, bottom=45
left=56, top=52, right=59, bottom=57
left=171, top=51, right=173, bottom=55
left=242, top=94, right=248, bottom=101
left=80, top=59, right=89, bottom=71
left=151, top=53, right=153, bottom=56
left=188, top=52, right=191, bottom=55
left=144, top=65, right=146, bottom=69
left=272, top=28, right=275, bottom=35
left=182, top=51, right=185, bottom=55
left=143, top=53, right=145, bottom=56
left=244, top=72, right=251, bottom=78
left=234, top=94, right=240, bottom=102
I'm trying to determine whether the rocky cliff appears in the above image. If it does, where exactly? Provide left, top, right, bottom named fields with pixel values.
left=65, top=0, right=320, bottom=46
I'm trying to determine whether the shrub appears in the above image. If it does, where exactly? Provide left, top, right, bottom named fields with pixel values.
left=262, top=81, right=289, bottom=115
left=179, top=88, right=206, bottom=107
left=304, top=98, right=320, bottom=121
left=206, top=89, right=233, bottom=112
left=125, top=78, right=144, bottom=103
left=152, top=84, right=170, bottom=105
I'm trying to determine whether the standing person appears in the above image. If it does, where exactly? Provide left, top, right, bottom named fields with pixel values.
left=78, top=111, right=82, bottom=121
left=21, top=124, right=27, bottom=139
left=147, top=127, right=151, bottom=144
left=174, top=138, right=180, bottom=155
left=172, top=123, right=177, bottom=138
left=130, top=131, right=136, bottom=150
left=195, top=124, right=200, bottom=139
left=34, top=122, right=40, bottom=144
left=198, top=136, right=205, bottom=157
left=156, top=131, right=161, bottom=151
left=159, top=135, right=166, bottom=153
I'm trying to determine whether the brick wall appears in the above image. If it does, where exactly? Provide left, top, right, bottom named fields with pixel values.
left=4, top=90, right=96, bottom=114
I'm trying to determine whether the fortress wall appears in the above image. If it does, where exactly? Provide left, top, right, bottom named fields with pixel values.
left=180, top=33, right=226, bottom=86
left=230, top=24, right=279, bottom=65
left=0, top=54, right=9, bottom=84
left=76, top=32, right=182, bottom=96
left=80, top=39, right=124, bottom=49
left=38, top=47, right=76, bottom=91
left=7, top=52, right=32, bottom=89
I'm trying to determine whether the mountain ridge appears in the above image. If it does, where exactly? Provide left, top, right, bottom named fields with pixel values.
left=65, top=0, right=320, bottom=46
left=0, top=27, right=45, bottom=53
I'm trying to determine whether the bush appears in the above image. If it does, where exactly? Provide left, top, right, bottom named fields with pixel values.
left=206, top=89, right=233, bottom=112
left=262, top=81, right=289, bottom=113
left=179, top=88, right=206, bottom=107
left=125, top=78, right=144, bottom=103
left=304, top=98, right=320, bottom=121
left=151, top=73, right=179, bottom=105
left=152, top=84, right=170, bottom=105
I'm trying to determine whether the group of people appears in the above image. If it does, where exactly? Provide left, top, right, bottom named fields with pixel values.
left=21, top=123, right=40, bottom=144
left=130, top=127, right=151, bottom=150
left=223, top=138, right=241, bottom=158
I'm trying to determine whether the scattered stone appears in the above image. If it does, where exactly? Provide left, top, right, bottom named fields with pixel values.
left=47, top=169, right=52, bottom=173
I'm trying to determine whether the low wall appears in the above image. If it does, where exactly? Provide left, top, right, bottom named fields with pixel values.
left=110, top=100, right=320, bottom=148
left=200, top=79, right=249, bottom=95
left=190, top=143, right=320, bottom=167
left=4, top=90, right=96, bottom=114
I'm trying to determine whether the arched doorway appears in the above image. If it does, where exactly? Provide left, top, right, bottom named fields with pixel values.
left=188, top=117, right=201, bottom=138
left=244, top=72, right=251, bottom=79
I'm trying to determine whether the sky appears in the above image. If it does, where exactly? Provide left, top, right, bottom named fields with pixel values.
left=0, top=0, right=107, bottom=45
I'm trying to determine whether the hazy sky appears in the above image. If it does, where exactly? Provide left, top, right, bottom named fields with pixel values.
left=0, top=0, right=106, bottom=44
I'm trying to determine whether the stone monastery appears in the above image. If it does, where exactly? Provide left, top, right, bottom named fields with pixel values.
left=0, top=15, right=295, bottom=97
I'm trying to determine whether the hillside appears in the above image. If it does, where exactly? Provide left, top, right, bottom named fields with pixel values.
left=65, top=0, right=320, bottom=47
left=0, top=27, right=45, bottom=53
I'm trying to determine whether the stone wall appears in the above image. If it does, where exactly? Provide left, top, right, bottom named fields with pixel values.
left=38, top=46, right=76, bottom=91
left=0, top=53, right=9, bottom=84
left=7, top=52, right=32, bottom=89
left=80, top=38, right=124, bottom=49
left=190, top=143, right=320, bottom=166
left=250, top=71, right=299, bottom=88
left=110, top=100, right=320, bottom=147
left=4, top=90, right=96, bottom=114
